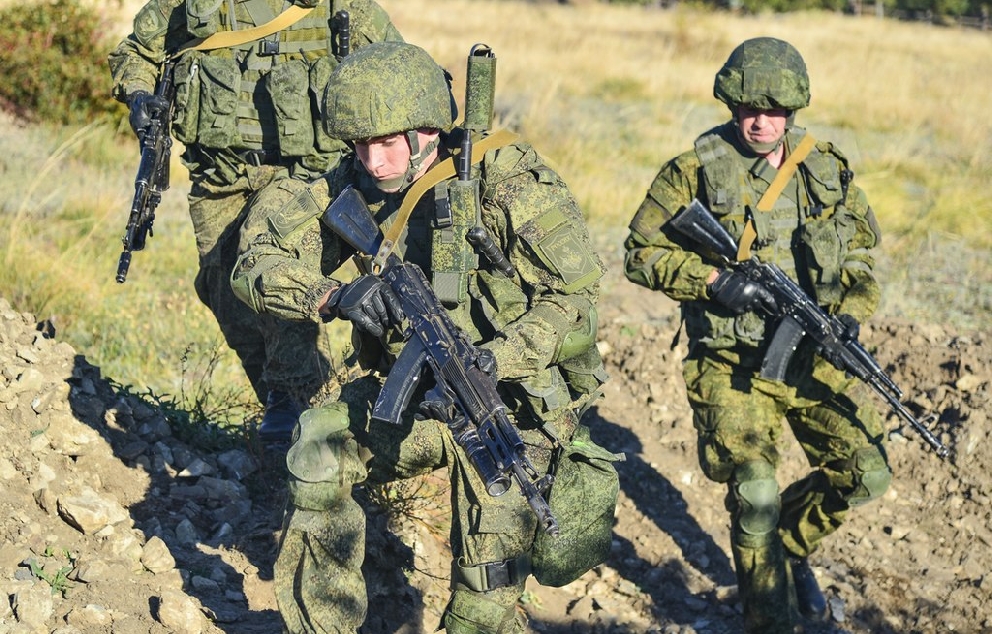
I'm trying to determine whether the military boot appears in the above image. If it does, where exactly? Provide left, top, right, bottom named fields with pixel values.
left=259, top=390, right=301, bottom=443
left=789, top=557, right=829, bottom=622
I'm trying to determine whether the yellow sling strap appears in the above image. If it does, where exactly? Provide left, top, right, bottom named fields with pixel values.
left=373, top=128, right=519, bottom=270
left=172, top=5, right=315, bottom=56
left=737, top=133, right=817, bottom=261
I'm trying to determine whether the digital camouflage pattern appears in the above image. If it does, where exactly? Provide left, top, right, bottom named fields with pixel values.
left=107, top=0, right=402, bottom=407
left=624, top=39, right=891, bottom=634
left=323, top=41, right=455, bottom=140
left=713, top=36, right=811, bottom=112
left=231, top=42, right=612, bottom=633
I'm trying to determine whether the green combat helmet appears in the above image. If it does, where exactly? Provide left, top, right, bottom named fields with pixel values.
left=713, top=37, right=811, bottom=111
left=324, top=41, right=454, bottom=141
left=323, top=41, right=455, bottom=191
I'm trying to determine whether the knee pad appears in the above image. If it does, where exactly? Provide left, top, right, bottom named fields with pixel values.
left=732, top=460, right=781, bottom=540
left=286, top=403, right=367, bottom=510
left=841, top=446, right=892, bottom=507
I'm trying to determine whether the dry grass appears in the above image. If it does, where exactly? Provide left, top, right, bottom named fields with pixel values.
left=0, top=0, right=989, bottom=404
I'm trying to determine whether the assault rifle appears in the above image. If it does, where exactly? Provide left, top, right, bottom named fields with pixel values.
left=324, top=186, right=559, bottom=535
left=116, top=61, right=176, bottom=283
left=667, top=199, right=950, bottom=459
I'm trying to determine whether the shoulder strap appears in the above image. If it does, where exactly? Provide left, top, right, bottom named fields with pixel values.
left=737, top=132, right=817, bottom=260
left=373, top=128, right=518, bottom=270
left=172, top=5, right=315, bottom=57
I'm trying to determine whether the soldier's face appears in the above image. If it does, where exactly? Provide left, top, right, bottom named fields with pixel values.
left=736, top=106, right=789, bottom=151
left=355, top=133, right=411, bottom=191
left=354, top=129, right=440, bottom=193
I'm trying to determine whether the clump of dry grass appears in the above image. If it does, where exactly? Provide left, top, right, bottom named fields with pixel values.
left=0, top=0, right=988, bottom=406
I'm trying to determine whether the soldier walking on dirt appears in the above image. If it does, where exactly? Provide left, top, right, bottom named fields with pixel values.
left=108, top=0, right=403, bottom=442
left=231, top=41, right=620, bottom=632
left=623, top=37, right=893, bottom=633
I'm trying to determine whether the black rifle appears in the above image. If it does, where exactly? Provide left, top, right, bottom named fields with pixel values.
left=667, top=199, right=950, bottom=459
left=325, top=186, right=559, bottom=535
left=116, top=61, right=176, bottom=283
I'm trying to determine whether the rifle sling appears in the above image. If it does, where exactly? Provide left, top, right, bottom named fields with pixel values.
left=737, top=133, right=817, bottom=261
left=172, top=5, right=315, bottom=56
left=373, top=128, right=519, bottom=270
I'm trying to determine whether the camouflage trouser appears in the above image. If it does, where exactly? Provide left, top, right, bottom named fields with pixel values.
left=683, top=352, right=891, bottom=634
left=275, top=374, right=579, bottom=634
left=187, top=164, right=334, bottom=405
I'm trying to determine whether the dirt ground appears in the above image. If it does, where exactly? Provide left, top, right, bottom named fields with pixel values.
left=0, top=234, right=989, bottom=634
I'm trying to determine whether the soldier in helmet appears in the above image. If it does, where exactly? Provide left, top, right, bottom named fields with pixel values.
left=232, top=41, right=616, bottom=633
left=108, top=1, right=403, bottom=442
left=623, top=37, right=891, bottom=633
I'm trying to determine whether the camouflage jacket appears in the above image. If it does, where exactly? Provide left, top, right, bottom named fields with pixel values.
left=624, top=123, right=881, bottom=361
left=232, top=130, right=607, bottom=403
left=108, top=0, right=401, bottom=176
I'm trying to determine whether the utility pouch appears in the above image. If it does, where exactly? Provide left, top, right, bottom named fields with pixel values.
left=558, top=344, right=609, bottom=398
left=309, top=55, right=343, bottom=153
left=516, top=367, right=568, bottom=415
left=801, top=208, right=857, bottom=307
left=195, top=54, right=242, bottom=149
left=186, top=0, right=225, bottom=38
left=532, top=425, right=623, bottom=587
left=433, top=179, right=480, bottom=308
left=172, top=53, right=202, bottom=145
left=267, top=59, right=315, bottom=157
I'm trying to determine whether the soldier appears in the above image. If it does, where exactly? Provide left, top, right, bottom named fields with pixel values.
left=108, top=0, right=403, bottom=442
left=623, top=37, right=892, bottom=633
left=231, top=41, right=618, bottom=632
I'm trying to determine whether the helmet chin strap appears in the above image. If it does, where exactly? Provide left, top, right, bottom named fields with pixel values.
left=373, top=130, right=441, bottom=193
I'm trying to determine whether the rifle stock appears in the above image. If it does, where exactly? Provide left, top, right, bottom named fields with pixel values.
left=116, top=61, right=176, bottom=283
left=666, top=199, right=950, bottom=459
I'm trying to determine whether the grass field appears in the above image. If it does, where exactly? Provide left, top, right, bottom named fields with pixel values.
left=1, top=0, right=989, bottom=418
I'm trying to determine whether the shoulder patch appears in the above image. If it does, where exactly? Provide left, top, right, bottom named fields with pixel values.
left=268, top=179, right=329, bottom=242
left=518, top=207, right=604, bottom=293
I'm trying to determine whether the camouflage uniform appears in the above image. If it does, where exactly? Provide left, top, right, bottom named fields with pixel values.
left=624, top=38, right=892, bottom=634
left=232, top=42, right=613, bottom=633
left=108, top=0, right=402, bottom=411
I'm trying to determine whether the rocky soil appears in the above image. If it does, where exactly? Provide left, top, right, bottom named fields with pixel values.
left=0, top=262, right=988, bottom=634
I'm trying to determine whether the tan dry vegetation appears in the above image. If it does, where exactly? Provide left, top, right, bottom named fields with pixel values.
left=378, top=0, right=992, bottom=246
left=0, top=0, right=989, bottom=402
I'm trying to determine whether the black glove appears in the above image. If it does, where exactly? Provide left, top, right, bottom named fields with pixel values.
left=127, top=90, right=169, bottom=141
left=325, top=275, right=404, bottom=337
left=474, top=346, right=498, bottom=378
left=708, top=269, right=778, bottom=316
left=817, top=314, right=860, bottom=370
left=834, top=313, right=861, bottom=342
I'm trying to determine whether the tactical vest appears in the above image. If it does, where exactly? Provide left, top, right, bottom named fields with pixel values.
left=172, top=0, right=346, bottom=161
left=686, top=124, right=852, bottom=353
left=351, top=136, right=607, bottom=413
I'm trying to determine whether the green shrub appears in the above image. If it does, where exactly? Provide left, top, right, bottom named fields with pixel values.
left=0, top=0, right=125, bottom=125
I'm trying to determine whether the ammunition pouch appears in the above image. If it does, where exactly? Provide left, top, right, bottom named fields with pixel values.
left=531, top=425, right=623, bottom=587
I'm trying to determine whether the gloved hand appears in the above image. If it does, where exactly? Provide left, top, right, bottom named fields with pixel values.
left=708, top=269, right=778, bottom=316
left=127, top=90, right=169, bottom=141
left=324, top=275, right=404, bottom=337
left=817, top=314, right=860, bottom=371
left=474, top=346, right=498, bottom=378
left=834, top=313, right=861, bottom=342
